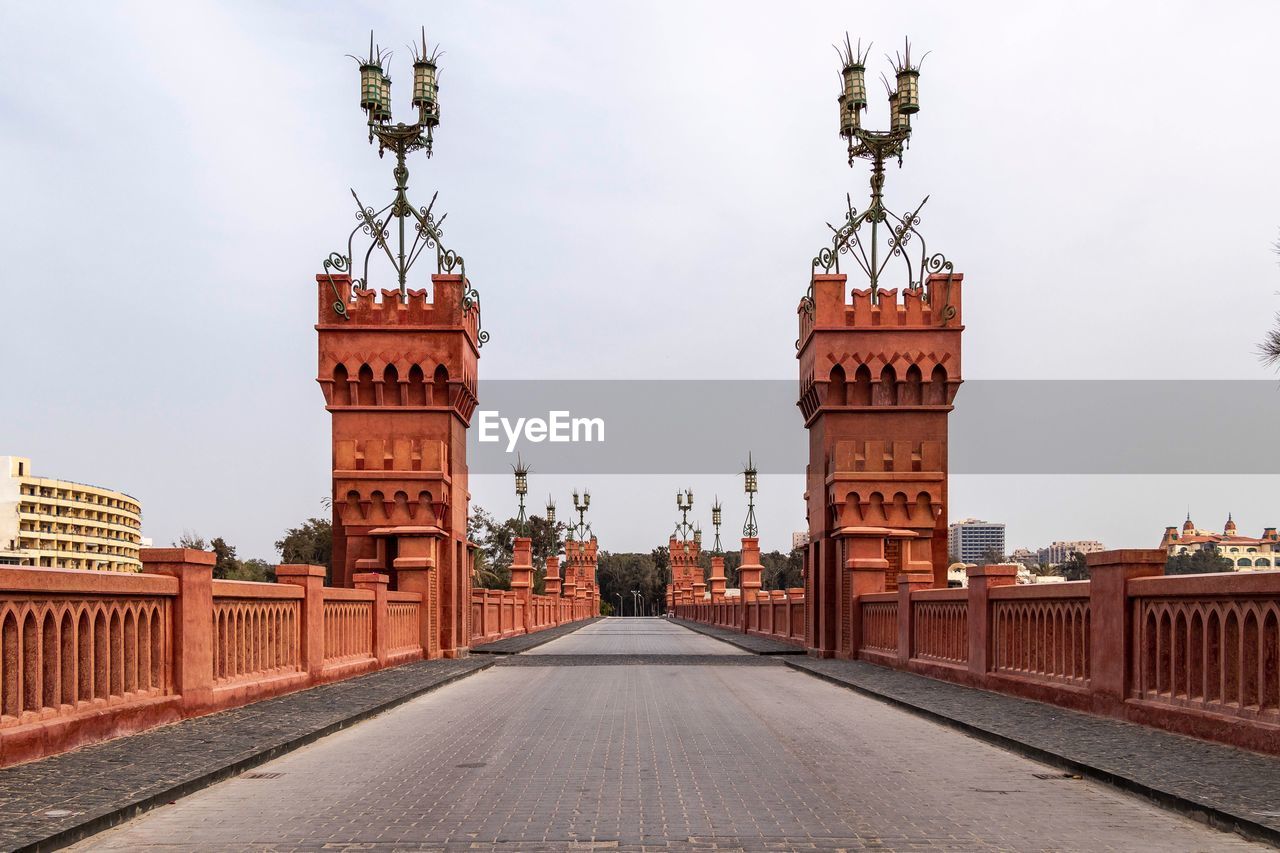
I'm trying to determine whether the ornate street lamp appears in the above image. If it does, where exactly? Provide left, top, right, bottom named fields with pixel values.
left=545, top=496, right=556, bottom=527
left=711, top=498, right=723, bottom=554
left=568, top=489, right=592, bottom=541
left=743, top=453, right=759, bottom=538
left=673, top=489, right=696, bottom=546
left=804, top=34, right=953, bottom=317
left=322, top=27, right=487, bottom=346
left=512, top=455, right=529, bottom=535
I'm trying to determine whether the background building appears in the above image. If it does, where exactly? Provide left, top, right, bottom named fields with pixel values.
left=947, top=518, right=1006, bottom=564
left=791, top=531, right=810, bottom=550
left=1160, top=514, right=1277, bottom=571
left=0, top=456, right=143, bottom=571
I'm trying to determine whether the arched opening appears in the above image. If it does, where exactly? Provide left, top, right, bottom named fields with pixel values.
left=851, top=364, right=872, bottom=406
left=1, top=613, right=16, bottom=716
left=407, top=364, right=427, bottom=406
left=432, top=365, right=450, bottom=406
left=902, top=364, right=923, bottom=406
left=876, top=365, right=898, bottom=406
left=828, top=365, right=847, bottom=406
left=42, top=613, right=58, bottom=709
left=926, top=364, right=948, bottom=405
left=332, top=364, right=351, bottom=406
left=357, top=364, right=375, bottom=406
left=382, top=364, right=401, bottom=406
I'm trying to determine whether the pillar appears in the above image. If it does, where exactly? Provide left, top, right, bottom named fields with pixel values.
left=965, top=564, right=1018, bottom=676
left=708, top=556, right=727, bottom=601
left=739, top=537, right=763, bottom=603
left=1087, top=549, right=1165, bottom=705
left=276, top=564, right=327, bottom=679
left=354, top=572, right=390, bottom=665
left=142, top=548, right=215, bottom=713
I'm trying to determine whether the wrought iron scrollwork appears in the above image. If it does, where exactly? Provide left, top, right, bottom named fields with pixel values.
left=321, top=131, right=487, bottom=346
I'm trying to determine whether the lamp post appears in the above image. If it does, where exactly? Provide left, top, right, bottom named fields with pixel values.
left=743, top=453, right=759, bottom=538
left=631, top=590, right=642, bottom=619
left=805, top=34, right=952, bottom=316
left=323, top=27, right=486, bottom=346
left=674, top=489, right=695, bottom=550
left=512, top=455, right=529, bottom=535
left=569, top=489, right=592, bottom=541
left=616, top=592, right=624, bottom=619
left=711, top=498, right=723, bottom=554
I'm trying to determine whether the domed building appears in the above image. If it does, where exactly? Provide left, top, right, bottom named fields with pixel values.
left=1160, top=513, right=1278, bottom=571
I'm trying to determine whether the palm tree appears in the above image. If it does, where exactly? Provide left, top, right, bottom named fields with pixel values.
left=1263, top=234, right=1280, bottom=368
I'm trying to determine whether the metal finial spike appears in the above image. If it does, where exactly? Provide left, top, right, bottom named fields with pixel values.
left=369, top=30, right=375, bottom=64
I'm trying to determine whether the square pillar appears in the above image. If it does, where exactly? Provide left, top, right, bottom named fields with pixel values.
left=354, top=572, right=390, bottom=665
left=142, top=548, right=215, bottom=713
left=277, top=564, right=327, bottom=679
left=966, top=564, right=1018, bottom=676
left=1087, top=549, right=1165, bottom=704
left=896, top=571, right=933, bottom=665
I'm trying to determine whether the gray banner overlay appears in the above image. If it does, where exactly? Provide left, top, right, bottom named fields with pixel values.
left=465, top=380, right=1280, bottom=475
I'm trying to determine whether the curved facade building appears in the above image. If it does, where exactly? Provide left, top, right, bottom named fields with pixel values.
left=0, top=456, right=143, bottom=571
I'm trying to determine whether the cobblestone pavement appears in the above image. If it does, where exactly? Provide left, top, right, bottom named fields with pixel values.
left=0, top=657, right=492, bottom=852
left=74, top=620, right=1264, bottom=852
left=471, top=618, right=601, bottom=654
left=526, top=618, right=749, bottom=656
left=788, top=656, right=1280, bottom=846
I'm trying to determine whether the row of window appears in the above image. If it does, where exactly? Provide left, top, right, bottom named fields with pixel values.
left=18, top=483, right=140, bottom=516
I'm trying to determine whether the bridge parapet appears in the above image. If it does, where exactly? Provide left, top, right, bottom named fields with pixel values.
left=677, top=550, right=1280, bottom=756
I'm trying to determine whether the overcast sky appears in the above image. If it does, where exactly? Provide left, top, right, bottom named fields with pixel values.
left=3, top=1, right=1279, bottom=560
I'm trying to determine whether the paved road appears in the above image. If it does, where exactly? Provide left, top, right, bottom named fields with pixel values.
left=77, top=619, right=1261, bottom=851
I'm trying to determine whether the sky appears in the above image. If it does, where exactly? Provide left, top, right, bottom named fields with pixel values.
left=3, top=1, right=1280, bottom=560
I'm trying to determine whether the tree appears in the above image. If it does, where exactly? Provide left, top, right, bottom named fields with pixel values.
left=1165, top=548, right=1234, bottom=576
left=467, top=506, right=566, bottom=591
left=761, top=547, right=804, bottom=590
left=275, top=518, right=333, bottom=576
left=1056, top=551, right=1089, bottom=581
left=210, top=536, right=239, bottom=580
left=596, top=551, right=663, bottom=616
left=1261, top=233, right=1280, bottom=368
left=173, top=530, right=207, bottom=550
left=979, top=546, right=1006, bottom=567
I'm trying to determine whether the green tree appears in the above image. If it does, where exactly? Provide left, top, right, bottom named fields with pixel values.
left=1056, top=551, right=1089, bottom=581
left=467, top=506, right=566, bottom=591
left=173, top=530, right=207, bottom=550
left=275, top=518, right=333, bottom=576
left=1165, top=549, right=1234, bottom=576
left=761, top=547, right=804, bottom=590
left=596, top=551, right=663, bottom=616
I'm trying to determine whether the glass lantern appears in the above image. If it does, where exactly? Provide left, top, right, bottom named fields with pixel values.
left=838, top=94, right=858, bottom=138
left=889, top=91, right=910, bottom=132
left=842, top=62, right=867, bottom=110
left=373, top=73, right=393, bottom=123
left=546, top=500, right=556, bottom=526
left=896, top=68, right=919, bottom=115
left=359, top=63, right=383, bottom=115
left=413, top=59, right=439, bottom=124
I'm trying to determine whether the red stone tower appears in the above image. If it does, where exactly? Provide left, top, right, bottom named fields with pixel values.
left=316, top=275, right=481, bottom=657
left=797, top=277, right=963, bottom=657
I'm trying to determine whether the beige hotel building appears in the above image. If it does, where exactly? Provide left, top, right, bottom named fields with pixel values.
left=0, top=456, right=144, bottom=571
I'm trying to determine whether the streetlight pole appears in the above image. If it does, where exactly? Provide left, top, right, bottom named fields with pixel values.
left=616, top=592, right=624, bottom=619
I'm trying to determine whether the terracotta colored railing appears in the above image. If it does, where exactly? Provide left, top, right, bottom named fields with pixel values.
left=386, top=592, right=422, bottom=658
left=673, top=589, right=806, bottom=647
left=211, top=580, right=302, bottom=687
left=860, top=595, right=898, bottom=657
left=674, top=551, right=1280, bottom=756
left=990, top=583, right=1090, bottom=688
left=1, top=569, right=174, bottom=724
left=911, top=590, right=968, bottom=667
left=1128, top=572, right=1279, bottom=723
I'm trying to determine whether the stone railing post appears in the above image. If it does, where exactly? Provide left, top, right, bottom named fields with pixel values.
left=510, top=537, right=534, bottom=632
left=354, top=572, right=389, bottom=666
left=966, top=564, right=1019, bottom=676
left=545, top=555, right=561, bottom=600
left=396, top=566, right=434, bottom=658
left=739, top=537, right=764, bottom=605
left=1087, top=549, right=1165, bottom=705
left=277, top=564, right=327, bottom=680
left=708, top=556, right=727, bottom=602
left=896, top=571, right=932, bottom=665
left=846, top=565, right=887, bottom=660
left=142, top=548, right=215, bottom=713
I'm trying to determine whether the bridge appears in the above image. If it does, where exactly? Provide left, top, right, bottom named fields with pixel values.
left=2, top=617, right=1273, bottom=850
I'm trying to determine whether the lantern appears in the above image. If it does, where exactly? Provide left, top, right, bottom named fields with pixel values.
left=413, top=58, right=439, bottom=125
left=889, top=90, right=909, bottom=132
left=842, top=60, right=867, bottom=111
left=359, top=63, right=383, bottom=115
left=373, top=73, right=393, bottom=123
left=711, top=502, right=722, bottom=528
left=896, top=67, right=919, bottom=115
left=838, top=93, right=858, bottom=138
left=546, top=498, right=556, bottom=526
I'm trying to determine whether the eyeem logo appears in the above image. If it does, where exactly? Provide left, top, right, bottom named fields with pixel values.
left=477, top=410, right=605, bottom=452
